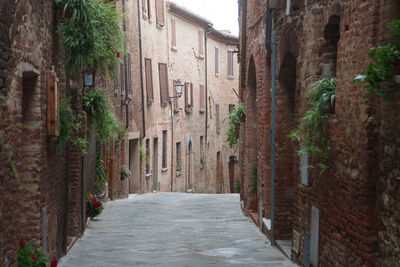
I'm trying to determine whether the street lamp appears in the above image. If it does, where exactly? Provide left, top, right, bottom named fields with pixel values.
left=173, top=79, right=184, bottom=98
left=83, top=70, right=95, bottom=88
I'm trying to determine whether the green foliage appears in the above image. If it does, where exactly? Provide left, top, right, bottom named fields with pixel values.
left=354, top=19, right=400, bottom=102
left=227, top=103, right=245, bottom=151
left=251, top=165, right=257, bottom=193
left=18, top=242, right=48, bottom=267
left=289, top=78, right=336, bottom=173
left=95, top=153, right=107, bottom=193
left=235, top=179, right=240, bottom=193
left=58, top=98, right=87, bottom=154
left=56, top=0, right=124, bottom=76
left=139, top=145, right=146, bottom=162
left=83, top=88, right=124, bottom=143
left=86, top=192, right=104, bottom=218
left=200, top=156, right=206, bottom=168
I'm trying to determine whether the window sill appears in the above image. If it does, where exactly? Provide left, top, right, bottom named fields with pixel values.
left=161, top=102, right=168, bottom=108
left=228, top=75, right=234, bottom=80
left=173, top=109, right=180, bottom=114
left=146, top=173, right=152, bottom=178
left=147, top=100, right=153, bottom=106
left=199, top=110, right=205, bottom=114
left=215, top=73, right=219, bottom=77
left=171, top=47, right=178, bottom=52
left=156, top=24, right=165, bottom=30
left=200, top=165, right=205, bottom=170
left=142, top=14, right=148, bottom=20
left=148, top=19, right=153, bottom=24
left=162, top=168, right=168, bottom=173
left=198, top=55, right=204, bottom=60
left=176, top=171, right=182, bottom=176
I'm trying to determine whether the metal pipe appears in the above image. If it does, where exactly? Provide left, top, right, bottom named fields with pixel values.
left=270, top=28, right=277, bottom=245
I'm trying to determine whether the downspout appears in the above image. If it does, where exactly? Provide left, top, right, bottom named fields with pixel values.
left=137, top=0, right=146, bottom=139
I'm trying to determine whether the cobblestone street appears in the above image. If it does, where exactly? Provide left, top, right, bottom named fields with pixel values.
left=59, top=193, right=294, bottom=266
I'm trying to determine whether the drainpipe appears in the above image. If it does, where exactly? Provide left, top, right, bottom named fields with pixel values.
left=269, top=2, right=277, bottom=246
left=137, top=0, right=146, bottom=139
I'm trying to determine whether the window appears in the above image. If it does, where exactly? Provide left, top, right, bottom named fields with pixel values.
left=162, top=130, right=167, bottom=169
left=198, top=31, right=204, bottom=57
left=216, top=104, right=220, bottom=134
left=120, top=63, right=125, bottom=95
left=147, top=0, right=151, bottom=19
left=142, top=0, right=148, bottom=17
left=227, top=51, right=234, bottom=78
left=145, top=58, right=154, bottom=103
left=155, top=0, right=165, bottom=26
left=176, top=142, right=181, bottom=171
left=229, top=104, right=235, bottom=114
left=200, top=136, right=204, bottom=158
left=185, top=82, right=193, bottom=112
left=286, top=0, right=291, bottom=15
left=215, top=47, right=219, bottom=75
left=171, top=17, right=176, bottom=49
left=146, top=139, right=150, bottom=174
left=158, top=63, right=169, bottom=105
left=114, top=66, right=119, bottom=95
left=126, top=53, right=132, bottom=98
left=199, top=83, right=205, bottom=112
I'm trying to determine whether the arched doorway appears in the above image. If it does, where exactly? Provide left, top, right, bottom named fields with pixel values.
left=276, top=52, right=297, bottom=240
left=245, top=56, right=258, bottom=211
left=186, top=138, right=193, bottom=191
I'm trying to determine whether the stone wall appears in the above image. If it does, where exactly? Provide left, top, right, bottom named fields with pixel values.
left=239, top=0, right=400, bottom=265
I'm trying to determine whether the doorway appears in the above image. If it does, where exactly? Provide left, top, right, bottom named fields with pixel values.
left=129, top=139, right=140, bottom=193
left=153, top=138, right=159, bottom=191
left=229, top=156, right=236, bottom=193
left=186, top=139, right=193, bottom=190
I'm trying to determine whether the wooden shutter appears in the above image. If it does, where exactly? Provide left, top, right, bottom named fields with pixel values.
left=184, top=82, right=188, bottom=111
left=215, top=47, right=219, bottom=75
left=120, top=63, right=125, bottom=95
left=127, top=53, right=132, bottom=98
left=198, top=31, right=203, bottom=56
left=158, top=63, right=169, bottom=105
left=216, top=103, right=220, bottom=134
left=171, top=18, right=176, bottom=48
left=114, top=66, right=119, bottom=94
left=173, top=80, right=179, bottom=111
left=200, top=84, right=205, bottom=112
left=147, top=0, right=151, bottom=19
left=47, top=76, right=59, bottom=136
left=190, top=82, right=193, bottom=108
left=156, top=0, right=165, bottom=26
left=145, top=58, right=154, bottom=102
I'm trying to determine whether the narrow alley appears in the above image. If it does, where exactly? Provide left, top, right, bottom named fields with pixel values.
left=59, top=193, right=294, bottom=267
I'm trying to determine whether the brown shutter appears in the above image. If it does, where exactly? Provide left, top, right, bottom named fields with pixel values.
left=173, top=80, right=179, bottom=111
left=114, top=66, right=119, bottom=94
left=47, top=76, right=59, bottom=136
left=120, top=63, right=125, bottom=95
left=145, top=58, right=154, bottom=102
left=215, top=47, right=219, bottom=75
left=184, top=82, right=188, bottom=111
left=200, top=84, right=205, bottom=111
left=158, top=63, right=169, bottom=104
left=190, top=82, right=193, bottom=108
left=156, top=0, right=165, bottom=26
left=171, top=18, right=176, bottom=48
left=147, top=0, right=151, bottom=19
left=198, top=31, right=203, bottom=56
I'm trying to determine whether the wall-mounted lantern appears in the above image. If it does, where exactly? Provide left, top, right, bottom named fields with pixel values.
left=173, top=79, right=184, bottom=98
left=83, top=70, right=95, bottom=88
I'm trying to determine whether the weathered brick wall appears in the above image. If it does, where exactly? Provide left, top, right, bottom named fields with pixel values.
left=240, top=0, right=400, bottom=265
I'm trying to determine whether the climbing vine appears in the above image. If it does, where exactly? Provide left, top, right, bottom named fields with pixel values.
left=354, top=19, right=400, bottom=102
left=227, top=103, right=245, bottom=151
left=289, top=78, right=336, bottom=174
left=55, top=0, right=124, bottom=76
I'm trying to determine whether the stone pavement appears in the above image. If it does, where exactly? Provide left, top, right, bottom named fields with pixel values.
left=59, top=193, right=296, bottom=267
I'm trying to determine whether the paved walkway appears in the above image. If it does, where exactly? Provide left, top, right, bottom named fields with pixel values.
left=59, top=193, right=295, bottom=267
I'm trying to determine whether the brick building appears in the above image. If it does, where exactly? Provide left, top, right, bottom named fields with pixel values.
left=0, top=0, right=141, bottom=265
left=239, top=0, right=400, bottom=266
left=138, top=0, right=240, bottom=193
